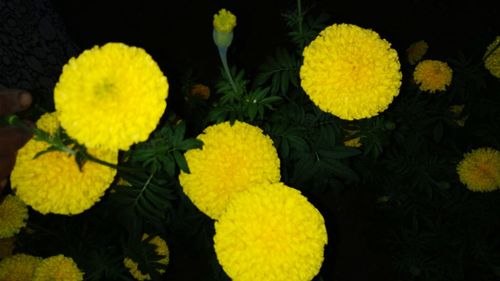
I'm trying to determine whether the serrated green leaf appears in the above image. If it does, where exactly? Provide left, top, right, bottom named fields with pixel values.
left=173, top=151, right=190, bottom=173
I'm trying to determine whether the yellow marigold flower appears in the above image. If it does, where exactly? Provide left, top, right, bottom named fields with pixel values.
left=11, top=113, right=118, bottom=215
left=413, top=60, right=453, bottom=93
left=33, top=255, right=83, bottom=281
left=189, top=84, right=210, bottom=100
left=0, top=195, right=28, bottom=239
left=0, top=254, right=41, bottom=281
left=179, top=121, right=280, bottom=219
left=406, top=40, right=429, bottom=65
left=123, top=234, right=169, bottom=281
left=457, top=147, right=500, bottom=192
left=213, top=9, right=236, bottom=33
left=214, top=183, right=328, bottom=281
left=484, top=36, right=500, bottom=78
left=344, top=137, right=362, bottom=148
left=54, top=42, right=169, bottom=150
left=0, top=237, right=15, bottom=258
left=300, top=23, right=402, bottom=120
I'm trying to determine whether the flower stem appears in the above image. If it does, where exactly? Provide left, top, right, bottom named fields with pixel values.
left=217, top=47, right=239, bottom=95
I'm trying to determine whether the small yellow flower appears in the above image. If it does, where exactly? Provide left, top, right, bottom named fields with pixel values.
left=123, top=234, right=169, bottom=281
left=457, top=147, right=500, bottom=192
left=179, top=121, right=281, bottom=219
left=11, top=113, right=118, bottom=215
left=54, top=42, right=169, bottom=150
left=406, top=40, right=429, bottom=65
left=189, top=84, right=210, bottom=100
left=213, top=9, right=237, bottom=33
left=214, top=182, right=327, bottom=281
left=0, top=254, right=41, bottom=281
left=0, top=195, right=28, bottom=239
left=300, top=23, right=402, bottom=120
left=413, top=60, right=453, bottom=93
left=484, top=36, right=500, bottom=78
left=33, top=255, right=83, bottom=281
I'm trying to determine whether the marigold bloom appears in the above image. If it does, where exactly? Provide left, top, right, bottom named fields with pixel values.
left=123, top=234, right=169, bottom=281
left=11, top=113, right=118, bottom=215
left=0, top=195, right=28, bottom=238
left=179, top=121, right=280, bottom=219
left=189, top=84, right=210, bottom=100
left=213, top=9, right=236, bottom=33
left=484, top=36, right=500, bottom=78
left=0, top=254, right=41, bottom=281
left=406, top=40, right=428, bottom=65
left=457, top=147, right=500, bottom=192
left=33, top=255, right=83, bottom=281
left=300, top=23, right=402, bottom=120
left=413, top=60, right=453, bottom=93
left=214, top=183, right=328, bottom=281
left=54, top=42, right=169, bottom=150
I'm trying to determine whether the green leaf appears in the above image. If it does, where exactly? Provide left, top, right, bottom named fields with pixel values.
left=173, top=151, right=190, bottom=173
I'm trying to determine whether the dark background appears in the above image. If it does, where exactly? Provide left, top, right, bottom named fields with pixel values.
left=52, top=0, right=499, bottom=85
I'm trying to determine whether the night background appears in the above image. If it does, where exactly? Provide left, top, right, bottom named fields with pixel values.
left=1, top=0, right=499, bottom=280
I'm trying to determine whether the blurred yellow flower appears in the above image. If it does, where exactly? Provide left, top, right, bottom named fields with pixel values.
left=124, top=234, right=169, bottom=281
left=413, top=60, right=453, bottom=93
left=0, top=254, right=41, bottom=281
left=214, top=183, right=328, bottom=281
left=189, top=84, right=210, bottom=100
left=300, top=23, right=402, bottom=120
left=457, top=147, right=500, bottom=192
left=11, top=113, right=118, bottom=215
left=0, top=195, right=28, bottom=239
left=484, top=36, right=500, bottom=78
left=33, top=255, right=83, bottom=281
left=213, top=9, right=237, bottom=33
left=406, top=40, right=428, bottom=65
left=54, top=42, right=169, bottom=150
left=179, top=121, right=281, bottom=219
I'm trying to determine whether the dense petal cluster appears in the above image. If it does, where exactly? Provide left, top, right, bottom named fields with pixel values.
left=124, top=234, right=169, bottom=281
left=0, top=254, right=41, bottom=281
left=406, top=40, right=428, bottom=65
left=413, top=60, right=453, bottom=93
left=33, top=255, right=83, bottom=281
left=214, top=183, right=328, bottom=281
left=179, top=121, right=280, bottom=219
left=457, top=147, right=500, bottom=192
left=54, top=42, right=169, bottom=150
left=484, top=36, right=500, bottom=78
left=0, top=195, right=28, bottom=238
left=11, top=113, right=118, bottom=215
left=300, top=23, right=402, bottom=120
left=213, top=9, right=237, bottom=33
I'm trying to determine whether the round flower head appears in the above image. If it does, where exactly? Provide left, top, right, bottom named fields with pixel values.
left=11, top=113, right=118, bottom=215
left=413, top=60, right=453, bottom=93
left=213, top=9, right=237, bottom=33
left=484, top=36, right=500, bottom=78
left=179, top=121, right=280, bottom=219
left=54, top=42, right=169, bottom=150
left=457, top=147, right=500, bottom=192
left=406, top=40, right=429, bottom=65
left=300, top=23, right=402, bottom=120
left=33, top=255, right=83, bottom=281
left=0, top=195, right=28, bottom=239
left=214, top=183, right=328, bottom=281
left=123, top=234, right=169, bottom=281
left=0, top=254, right=41, bottom=281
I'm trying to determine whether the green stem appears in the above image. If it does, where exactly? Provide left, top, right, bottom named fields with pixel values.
left=217, top=47, right=239, bottom=95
